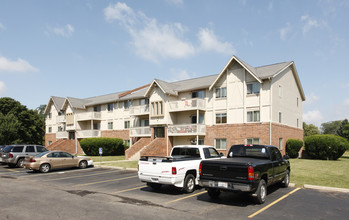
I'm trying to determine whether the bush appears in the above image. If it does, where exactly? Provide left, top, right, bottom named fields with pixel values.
left=304, top=135, right=349, bottom=160
left=286, top=139, right=303, bottom=158
left=80, top=137, right=125, bottom=156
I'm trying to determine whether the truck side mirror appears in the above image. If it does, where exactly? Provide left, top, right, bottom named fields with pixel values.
left=283, top=155, right=290, bottom=160
left=219, top=152, right=224, bottom=157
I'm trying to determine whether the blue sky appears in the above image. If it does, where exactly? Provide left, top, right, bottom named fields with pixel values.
left=0, top=0, right=348, bottom=127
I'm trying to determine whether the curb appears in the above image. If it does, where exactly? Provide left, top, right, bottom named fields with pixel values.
left=96, top=165, right=138, bottom=171
left=303, top=184, right=349, bottom=193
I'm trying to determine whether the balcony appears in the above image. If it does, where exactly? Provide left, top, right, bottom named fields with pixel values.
left=75, top=112, right=102, bottom=121
left=167, top=124, right=206, bottom=136
left=130, top=105, right=149, bottom=116
left=56, top=131, right=68, bottom=139
left=130, top=127, right=151, bottom=137
left=56, top=115, right=66, bottom=123
left=76, top=130, right=101, bottom=138
left=169, top=98, right=206, bottom=112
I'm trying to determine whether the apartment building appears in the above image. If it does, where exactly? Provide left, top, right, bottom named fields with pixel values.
left=44, top=55, right=305, bottom=159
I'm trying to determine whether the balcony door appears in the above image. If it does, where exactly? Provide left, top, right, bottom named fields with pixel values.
left=154, top=127, right=165, bottom=138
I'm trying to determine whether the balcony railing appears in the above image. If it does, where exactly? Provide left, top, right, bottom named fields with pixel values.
left=129, top=126, right=151, bottom=137
left=167, top=124, right=206, bottom=136
left=56, top=131, right=68, bottom=139
left=130, top=104, right=149, bottom=115
left=76, top=130, right=101, bottom=138
left=169, top=98, right=206, bottom=112
left=75, top=112, right=102, bottom=121
left=56, top=115, right=66, bottom=123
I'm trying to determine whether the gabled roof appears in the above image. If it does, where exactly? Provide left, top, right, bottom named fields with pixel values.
left=144, top=79, right=178, bottom=97
left=44, top=96, right=65, bottom=115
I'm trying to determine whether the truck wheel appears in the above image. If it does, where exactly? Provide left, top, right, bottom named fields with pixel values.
left=207, top=188, right=221, bottom=199
left=183, top=174, right=195, bottom=193
left=254, top=179, right=267, bottom=204
left=281, top=170, right=290, bottom=188
left=16, top=158, right=24, bottom=168
left=147, top=183, right=162, bottom=190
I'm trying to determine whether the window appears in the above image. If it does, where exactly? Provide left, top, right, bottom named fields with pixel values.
left=93, top=123, right=100, bottom=130
left=215, top=87, right=227, bottom=98
left=215, top=139, right=227, bottom=150
left=140, top=98, right=149, bottom=105
left=270, top=147, right=282, bottom=161
left=191, top=114, right=204, bottom=124
left=124, top=121, right=130, bottom=129
left=279, top=112, right=282, bottom=123
left=140, top=119, right=149, bottom=127
left=151, top=101, right=164, bottom=117
left=246, top=138, right=260, bottom=145
left=48, top=113, right=52, bottom=119
left=203, top=148, right=221, bottom=159
left=279, top=85, right=282, bottom=97
left=247, top=83, right=260, bottom=95
left=124, top=100, right=131, bottom=109
left=48, top=141, right=52, bottom=146
left=247, top=111, right=260, bottom=122
left=108, top=103, right=114, bottom=112
left=192, top=90, right=205, bottom=99
left=279, top=138, right=283, bottom=150
left=36, top=146, right=47, bottom=153
left=108, top=122, right=113, bottom=130
left=66, top=113, right=74, bottom=125
left=48, top=127, right=52, bottom=133
left=216, top=113, right=227, bottom=124
left=297, top=97, right=299, bottom=107
left=25, top=146, right=35, bottom=152
left=12, top=146, right=24, bottom=153
left=94, top=105, right=101, bottom=112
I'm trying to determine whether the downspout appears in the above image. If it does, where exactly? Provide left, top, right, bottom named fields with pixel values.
left=269, top=77, right=273, bottom=145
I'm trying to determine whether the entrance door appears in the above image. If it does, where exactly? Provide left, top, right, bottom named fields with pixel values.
left=154, top=127, right=165, bottom=138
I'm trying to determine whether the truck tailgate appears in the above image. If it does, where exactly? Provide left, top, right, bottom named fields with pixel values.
left=138, top=157, right=173, bottom=177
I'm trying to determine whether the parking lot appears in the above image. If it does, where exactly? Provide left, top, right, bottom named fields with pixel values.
left=0, top=164, right=348, bottom=220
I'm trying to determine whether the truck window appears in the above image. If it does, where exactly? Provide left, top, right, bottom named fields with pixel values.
left=203, top=148, right=220, bottom=159
left=270, top=148, right=282, bottom=161
left=172, top=148, right=201, bottom=158
left=228, top=145, right=269, bottom=159
left=12, top=146, right=24, bottom=153
left=25, top=146, right=35, bottom=152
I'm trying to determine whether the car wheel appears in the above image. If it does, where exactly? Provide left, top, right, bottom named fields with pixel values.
left=207, top=188, right=221, bottom=199
left=281, top=170, right=290, bottom=188
left=79, top=160, right=87, bottom=169
left=16, top=158, right=24, bottom=168
left=183, top=174, right=195, bottom=193
left=254, top=179, right=267, bottom=204
left=40, top=163, right=50, bottom=173
left=147, top=182, right=162, bottom=190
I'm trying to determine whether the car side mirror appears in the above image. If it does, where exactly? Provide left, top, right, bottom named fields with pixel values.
left=283, top=155, right=290, bottom=160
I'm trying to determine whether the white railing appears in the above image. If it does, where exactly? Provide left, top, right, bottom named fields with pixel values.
left=56, top=131, right=68, bottom=139
left=167, top=124, right=206, bottom=136
left=75, top=112, right=102, bottom=121
left=169, top=98, right=206, bottom=112
left=130, top=104, right=149, bottom=115
left=129, top=127, right=151, bottom=137
left=56, top=115, right=66, bottom=123
left=76, top=130, right=101, bottom=138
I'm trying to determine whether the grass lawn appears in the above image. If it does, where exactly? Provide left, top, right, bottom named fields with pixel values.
left=89, top=155, right=125, bottom=162
left=290, top=151, right=349, bottom=189
left=101, top=161, right=138, bottom=169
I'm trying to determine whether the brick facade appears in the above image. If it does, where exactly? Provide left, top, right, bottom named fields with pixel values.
left=45, top=133, right=56, bottom=147
left=101, top=130, right=129, bottom=140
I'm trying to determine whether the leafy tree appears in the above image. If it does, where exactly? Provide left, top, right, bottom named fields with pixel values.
left=303, top=122, right=320, bottom=137
left=0, top=113, right=20, bottom=144
left=337, top=119, right=349, bottom=141
left=0, top=97, right=45, bottom=145
left=36, top=104, right=47, bottom=119
left=320, top=120, right=342, bottom=135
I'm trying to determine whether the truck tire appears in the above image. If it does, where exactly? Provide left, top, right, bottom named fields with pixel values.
left=16, top=158, right=24, bottom=168
left=183, top=174, right=195, bottom=193
left=254, top=179, right=267, bottom=204
left=207, top=188, right=221, bottom=199
left=147, top=182, right=162, bottom=190
left=281, top=170, right=290, bottom=188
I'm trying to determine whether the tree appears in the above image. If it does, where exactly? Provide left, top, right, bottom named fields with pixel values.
left=303, top=122, right=320, bottom=137
left=0, top=113, right=20, bottom=144
left=0, top=97, right=45, bottom=144
left=36, top=104, right=47, bottom=120
left=337, top=119, right=349, bottom=141
left=320, top=120, right=342, bottom=135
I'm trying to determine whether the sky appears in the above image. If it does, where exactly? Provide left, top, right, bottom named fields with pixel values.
left=0, top=0, right=348, bottom=127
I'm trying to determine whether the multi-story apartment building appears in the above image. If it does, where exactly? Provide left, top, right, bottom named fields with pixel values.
left=44, top=55, right=305, bottom=159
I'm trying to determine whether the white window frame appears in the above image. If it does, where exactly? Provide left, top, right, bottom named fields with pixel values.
left=150, top=101, right=164, bottom=117
left=216, top=113, right=227, bottom=124
left=215, top=87, right=227, bottom=98
left=108, top=121, right=113, bottom=130
left=246, top=138, right=260, bottom=145
left=107, top=103, right=114, bottom=112
left=279, top=112, right=282, bottom=123
left=247, top=110, right=260, bottom=122
left=215, top=138, right=227, bottom=150
left=247, top=82, right=260, bottom=95
left=279, top=138, right=283, bottom=150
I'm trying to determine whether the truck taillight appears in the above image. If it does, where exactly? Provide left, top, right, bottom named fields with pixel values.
left=248, top=166, right=255, bottom=180
left=9, top=153, right=13, bottom=158
left=199, top=162, right=202, bottom=176
left=172, top=167, right=177, bottom=175
left=30, top=158, right=36, bottom=163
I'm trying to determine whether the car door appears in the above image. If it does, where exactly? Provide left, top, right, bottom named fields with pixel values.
left=59, top=152, right=77, bottom=168
left=46, top=152, right=62, bottom=169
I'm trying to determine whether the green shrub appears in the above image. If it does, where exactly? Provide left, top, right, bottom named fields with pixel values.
left=304, top=135, right=349, bottom=160
left=286, top=139, right=303, bottom=158
left=80, top=137, right=125, bottom=156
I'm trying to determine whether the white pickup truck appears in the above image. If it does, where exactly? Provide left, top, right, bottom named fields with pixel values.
left=138, top=145, right=222, bottom=193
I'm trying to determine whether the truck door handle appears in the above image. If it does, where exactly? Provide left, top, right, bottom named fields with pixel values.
left=220, top=166, right=227, bottom=171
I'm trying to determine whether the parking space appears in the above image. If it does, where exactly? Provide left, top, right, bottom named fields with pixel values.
left=1, top=164, right=348, bottom=219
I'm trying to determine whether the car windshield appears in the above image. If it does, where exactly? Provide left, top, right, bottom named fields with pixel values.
left=227, top=145, right=269, bottom=159
left=35, top=151, right=50, bottom=158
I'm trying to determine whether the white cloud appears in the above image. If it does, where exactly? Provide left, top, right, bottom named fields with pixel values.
left=46, top=24, right=75, bottom=38
left=303, top=110, right=324, bottom=125
left=166, top=0, right=184, bottom=6
left=304, top=93, right=319, bottom=105
left=279, top=23, right=292, bottom=41
left=198, top=27, right=235, bottom=55
left=104, top=2, right=234, bottom=62
left=168, top=69, right=194, bottom=82
left=0, top=56, right=39, bottom=72
left=268, top=2, right=273, bottom=11
left=0, top=81, right=6, bottom=95
left=0, top=22, right=6, bottom=31
left=344, top=98, right=349, bottom=106
left=300, top=15, right=326, bottom=35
